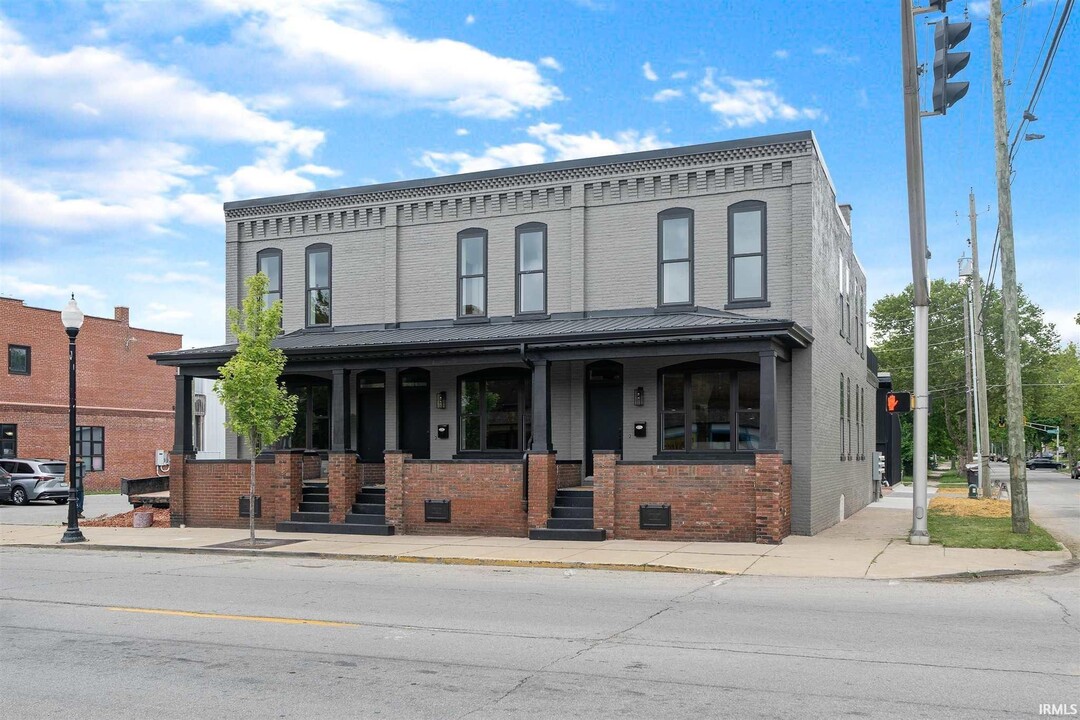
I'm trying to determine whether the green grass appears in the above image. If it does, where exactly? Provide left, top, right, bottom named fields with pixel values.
left=927, top=511, right=1060, bottom=551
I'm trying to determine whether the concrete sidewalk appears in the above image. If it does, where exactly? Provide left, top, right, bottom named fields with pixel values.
left=2, top=501, right=1070, bottom=579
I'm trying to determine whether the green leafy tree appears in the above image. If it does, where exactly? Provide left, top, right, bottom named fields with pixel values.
left=871, top=279, right=1060, bottom=469
left=214, top=272, right=297, bottom=546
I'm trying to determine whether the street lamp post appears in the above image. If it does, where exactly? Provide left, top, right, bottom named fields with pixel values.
left=60, top=295, right=87, bottom=544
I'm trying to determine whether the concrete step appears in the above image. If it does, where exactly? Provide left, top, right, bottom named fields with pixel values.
left=552, top=495, right=593, bottom=508
left=344, top=513, right=389, bottom=526
left=528, top=527, right=606, bottom=542
left=299, top=501, right=330, bottom=513
left=276, top=521, right=394, bottom=536
left=551, top=506, right=593, bottom=519
left=546, top=517, right=595, bottom=530
left=351, top=503, right=386, bottom=514
left=290, top=511, right=330, bottom=523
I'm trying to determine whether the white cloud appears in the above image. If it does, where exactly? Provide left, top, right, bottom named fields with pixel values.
left=539, top=56, right=563, bottom=72
left=812, top=45, right=859, bottom=64
left=418, top=123, right=669, bottom=175
left=465, top=14, right=475, bottom=25
left=773, top=49, right=790, bottom=60
left=128, top=271, right=221, bottom=288
left=652, top=88, right=683, bottom=103
left=642, top=61, right=658, bottom=81
left=217, top=149, right=342, bottom=202
left=670, top=70, right=688, bottom=80
left=695, top=69, right=821, bottom=128
left=0, top=274, right=107, bottom=303
left=455, top=128, right=470, bottom=136
left=210, top=0, right=561, bottom=119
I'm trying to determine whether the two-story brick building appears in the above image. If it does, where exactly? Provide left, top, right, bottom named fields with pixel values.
left=154, top=130, right=876, bottom=541
left=1, top=299, right=181, bottom=492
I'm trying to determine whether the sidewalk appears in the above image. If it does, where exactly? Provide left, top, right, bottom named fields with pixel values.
left=2, top=499, right=1070, bottom=579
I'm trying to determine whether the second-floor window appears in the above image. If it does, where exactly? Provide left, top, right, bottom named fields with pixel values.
left=8, top=345, right=30, bottom=375
left=729, top=201, right=766, bottom=303
left=306, top=244, right=331, bottom=326
left=257, top=248, right=282, bottom=324
left=658, top=208, right=693, bottom=306
left=516, top=223, right=547, bottom=315
left=458, top=229, right=487, bottom=318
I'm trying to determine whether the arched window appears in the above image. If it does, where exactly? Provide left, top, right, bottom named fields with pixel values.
left=658, top=360, right=759, bottom=453
left=305, top=243, right=331, bottom=327
left=728, top=200, right=767, bottom=304
left=658, top=208, right=693, bottom=306
left=457, top=228, right=487, bottom=318
left=516, top=222, right=547, bottom=315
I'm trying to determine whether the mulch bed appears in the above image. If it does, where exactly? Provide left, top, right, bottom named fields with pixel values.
left=81, top=507, right=171, bottom=528
left=929, top=495, right=1011, bottom=518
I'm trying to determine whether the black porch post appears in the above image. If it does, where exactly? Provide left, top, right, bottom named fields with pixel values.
left=530, top=358, right=551, bottom=452
left=172, top=374, right=193, bottom=455
left=758, top=349, right=778, bottom=451
left=331, top=369, right=351, bottom=452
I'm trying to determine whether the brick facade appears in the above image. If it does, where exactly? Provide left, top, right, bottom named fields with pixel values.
left=327, top=452, right=358, bottom=523
left=400, top=458, right=527, bottom=536
left=556, top=460, right=582, bottom=488
left=359, top=462, right=385, bottom=486
left=526, top=452, right=557, bottom=530
left=592, top=452, right=792, bottom=543
left=0, top=298, right=180, bottom=492
left=168, top=450, right=301, bottom=529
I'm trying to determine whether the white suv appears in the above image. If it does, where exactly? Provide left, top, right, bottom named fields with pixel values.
left=0, top=459, right=70, bottom=505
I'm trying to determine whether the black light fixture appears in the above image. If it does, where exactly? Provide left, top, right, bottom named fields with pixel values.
left=60, top=294, right=86, bottom=544
left=436, top=390, right=447, bottom=410
left=634, top=386, right=644, bottom=407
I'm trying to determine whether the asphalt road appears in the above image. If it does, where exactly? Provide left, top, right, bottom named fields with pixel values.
left=1, top=548, right=1076, bottom=719
left=1011, top=464, right=1080, bottom=552
left=0, top=492, right=131, bottom=526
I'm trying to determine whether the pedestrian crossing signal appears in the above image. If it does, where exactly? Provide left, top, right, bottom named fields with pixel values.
left=886, top=392, right=913, bottom=413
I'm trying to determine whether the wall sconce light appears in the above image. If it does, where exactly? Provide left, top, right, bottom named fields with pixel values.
left=436, top=391, right=447, bottom=410
left=634, top=386, right=644, bottom=407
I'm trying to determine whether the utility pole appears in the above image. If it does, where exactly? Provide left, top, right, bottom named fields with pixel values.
left=969, top=190, right=992, bottom=497
left=900, top=0, right=931, bottom=544
left=989, top=0, right=1030, bottom=532
left=963, top=286, right=974, bottom=464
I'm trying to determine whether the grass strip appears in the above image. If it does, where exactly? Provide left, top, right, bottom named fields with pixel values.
left=928, top=505, right=1060, bottom=551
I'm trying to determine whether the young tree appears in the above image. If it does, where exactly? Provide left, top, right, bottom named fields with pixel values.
left=214, top=272, right=297, bottom=546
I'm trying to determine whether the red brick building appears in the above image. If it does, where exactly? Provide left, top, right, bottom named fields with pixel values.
left=0, top=298, right=181, bottom=492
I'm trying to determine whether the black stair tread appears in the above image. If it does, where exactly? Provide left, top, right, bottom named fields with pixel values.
left=551, top=506, right=593, bottom=519
left=290, top=511, right=330, bottom=523
left=351, top=503, right=386, bottom=514
left=552, top=496, right=593, bottom=508
left=528, top=527, right=606, bottom=542
left=276, top=521, right=394, bottom=536
left=344, top=513, right=389, bottom=525
left=359, top=486, right=386, bottom=493
left=546, top=518, right=595, bottom=530
left=299, top=502, right=330, bottom=512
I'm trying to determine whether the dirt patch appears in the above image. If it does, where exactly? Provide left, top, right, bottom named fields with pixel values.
left=936, top=487, right=968, bottom=495
left=81, top=507, right=171, bottom=528
left=929, top=496, right=1011, bottom=518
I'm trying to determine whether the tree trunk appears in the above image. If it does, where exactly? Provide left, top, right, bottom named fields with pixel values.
left=249, top=434, right=257, bottom=547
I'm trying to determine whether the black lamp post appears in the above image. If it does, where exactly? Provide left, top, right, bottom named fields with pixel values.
left=60, top=294, right=87, bottom=544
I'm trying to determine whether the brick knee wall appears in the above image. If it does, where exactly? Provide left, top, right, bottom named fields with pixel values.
left=359, top=462, right=385, bottom=486
left=383, top=451, right=408, bottom=528
left=403, top=460, right=527, bottom=536
left=556, top=461, right=582, bottom=488
left=328, top=452, right=359, bottom=523
left=173, top=457, right=296, bottom=529
left=527, top=453, right=557, bottom=530
left=591, top=452, right=618, bottom=537
left=754, top=452, right=792, bottom=543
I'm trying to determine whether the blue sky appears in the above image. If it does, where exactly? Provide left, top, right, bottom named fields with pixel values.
left=1, top=0, right=1076, bottom=349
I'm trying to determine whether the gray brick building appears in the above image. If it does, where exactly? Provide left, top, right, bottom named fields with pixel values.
left=156, top=130, right=875, bottom=540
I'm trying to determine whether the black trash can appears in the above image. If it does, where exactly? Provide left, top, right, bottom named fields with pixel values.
left=966, top=465, right=979, bottom=498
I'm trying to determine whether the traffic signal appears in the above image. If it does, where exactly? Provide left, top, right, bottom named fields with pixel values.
left=886, top=392, right=913, bottom=413
left=933, top=17, right=971, bottom=114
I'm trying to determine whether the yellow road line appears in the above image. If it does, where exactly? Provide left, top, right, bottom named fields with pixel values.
left=107, top=607, right=359, bottom=627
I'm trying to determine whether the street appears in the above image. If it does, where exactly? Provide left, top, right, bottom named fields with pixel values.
left=1012, top=463, right=1080, bottom=552
left=0, top=493, right=131, bottom=526
left=1, top=547, right=1076, bottom=719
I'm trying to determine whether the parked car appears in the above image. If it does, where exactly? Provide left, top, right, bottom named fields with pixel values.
left=1025, top=456, right=1062, bottom=470
left=0, top=458, right=69, bottom=505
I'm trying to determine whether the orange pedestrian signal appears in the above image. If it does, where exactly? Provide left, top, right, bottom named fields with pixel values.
left=886, top=392, right=913, bottom=413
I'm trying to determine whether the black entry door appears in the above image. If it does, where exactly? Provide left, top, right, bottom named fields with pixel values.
left=356, top=371, right=386, bottom=461
left=398, top=369, right=430, bottom=460
left=585, top=361, right=623, bottom=477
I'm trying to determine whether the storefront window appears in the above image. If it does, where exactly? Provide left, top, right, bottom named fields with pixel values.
left=660, top=362, right=760, bottom=454
left=458, top=371, right=531, bottom=453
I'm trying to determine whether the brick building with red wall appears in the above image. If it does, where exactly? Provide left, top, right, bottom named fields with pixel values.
left=0, top=297, right=181, bottom=492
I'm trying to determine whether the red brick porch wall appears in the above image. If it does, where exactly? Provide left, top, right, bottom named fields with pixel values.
left=556, top=461, right=582, bottom=488
left=359, top=462, right=385, bottom=486
left=592, top=452, right=792, bottom=543
left=169, top=450, right=302, bottom=529
left=395, top=458, right=528, bottom=536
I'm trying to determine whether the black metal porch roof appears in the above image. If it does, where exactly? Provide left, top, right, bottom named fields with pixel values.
left=152, top=309, right=812, bottom=366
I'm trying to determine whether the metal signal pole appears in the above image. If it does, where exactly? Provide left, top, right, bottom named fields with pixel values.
left=989, top=0, right=1030, bottom=532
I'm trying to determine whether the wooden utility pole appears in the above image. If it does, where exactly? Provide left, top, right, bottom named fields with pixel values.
left=963, top=290, right=974, bottom=465
left=969, top=190, right=992, bottom=498
left=989, top=0, right=1029, bottom=532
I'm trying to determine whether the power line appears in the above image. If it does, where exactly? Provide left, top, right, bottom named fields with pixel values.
left=1009, top=0, right=1073, bottom=163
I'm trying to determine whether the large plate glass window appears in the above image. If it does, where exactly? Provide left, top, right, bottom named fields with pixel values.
left=305, top=244, right=331, bottom=326
left=658, top=208, right=693, bottom=306
left=458, top=229, right=487, bottom=318
left=458, top=370, right=531, bottom=453
left=728, top=201, right=767, bottom=303
left=516, top=223, right=546, bottom=315
left=659, top=362, right=760, bottom=454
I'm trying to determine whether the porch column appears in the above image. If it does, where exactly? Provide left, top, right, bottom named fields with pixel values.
left=758, top=349, right=778, bottom=451
left=331, top=369, right=351, bottom=452
left=172, top=374, right=193, bottom=455
left=531, top=358, right=551, bottom=451
left=384, top=368, right=399, bottom=450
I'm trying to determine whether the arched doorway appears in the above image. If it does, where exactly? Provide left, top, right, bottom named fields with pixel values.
left=585, top=360, right=623, bottom=477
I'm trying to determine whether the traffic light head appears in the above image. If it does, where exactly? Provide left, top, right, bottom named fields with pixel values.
left=933, top=18, right=971, bottom=114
